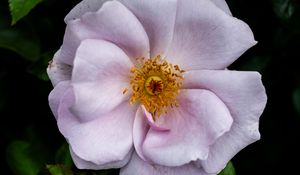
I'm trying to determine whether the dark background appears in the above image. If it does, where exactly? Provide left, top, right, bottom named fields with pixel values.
left=1, top=0, right=300, bottom=174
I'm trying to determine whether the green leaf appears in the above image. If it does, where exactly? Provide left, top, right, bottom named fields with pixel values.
left=293, top=88, right=300, bottom=116
left=6, top=140, right=44, bottom=175
left=55, top=143, right=73, bottom=166
left=46, top=165, right=73, bottom=175
left=9, top=0, right=42, bottom=25
left=0, top=28, right=40, bottom=61
left=218, top=161, right=236, bottom=175
left=273, top=0, right=295, bottom=21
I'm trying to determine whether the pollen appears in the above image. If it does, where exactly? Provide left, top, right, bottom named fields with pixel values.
left=129, top=55, right=184, bottom=119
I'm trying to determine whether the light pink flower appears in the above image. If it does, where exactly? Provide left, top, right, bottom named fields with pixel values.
left=47, top=0, right=267, bottom=174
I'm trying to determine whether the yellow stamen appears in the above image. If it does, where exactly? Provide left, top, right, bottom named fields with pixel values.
left=129, top=55, right=184, bottom=119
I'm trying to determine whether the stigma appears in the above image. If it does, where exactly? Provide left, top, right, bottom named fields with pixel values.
left=129, top=55, right=184, bottom=119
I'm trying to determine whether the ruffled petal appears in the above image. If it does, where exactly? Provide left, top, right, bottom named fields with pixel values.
left=183, top=70, right=267, bottom=173
left=48, top=81, right=71, bottom=119
left=64, top=0, right=108, bottom=22
left=120, top=152, right=211, bottom=175
left=166, top=0, right=256, bottom=70
left=183, top=70, right=267, bottom=126
left=57, top=87, right=136, bottom=168
left=64, top=0, right=232, bottom=60
left=210, top=0, right=232, bottom=15
left=71, top=39, right=132, bottom=122
left=132, top=107, right=149, bottom=160
left=121, top=0, right=177, bottom=57
left=141, top=105, right=169, bottom=132
left=133, top=107, right=169, bottom=162
left=59, top=0, right=149, bottom=65
left=70, top=148, right=133, bottom=170
left=135, top=89, right=232, bottom=167
left=47, top=50, right=72, bottom=86
left=199, top=123, right=260, bottom=174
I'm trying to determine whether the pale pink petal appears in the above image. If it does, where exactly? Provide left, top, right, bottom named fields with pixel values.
left=199, top=123, right=260, bottom=174
left=64, top=0, right=231, bottom=59
left=133, top=107, right=168, bottom=162
left=47, top=50, right=72, bottom=86
left=71, top=39, right=132, bottom=122
left=120, top=152, right=211, bottom=175
left=210, top=0, right=232, bottom=15
left=183, top=70, right=267, bottom=125
left=48, top=81, right=71, bottom=119
left=183, top=70, right=267, bottom=173
left=64, top=0, right=108, bottom=22
left=70, top=148, right=133, bottom=170
left=59, top=1, right=149, bottom=65
left=141, top=106, right=169, bottom=132
left=132, top=108, right=149, bottom=161
left=166, top=0, right=256, bottom=70
left=137, top=90, right=232, bottom=166
left=121, top=0, right=177, bottom=57
left=57, top=87, right=137, bottom=168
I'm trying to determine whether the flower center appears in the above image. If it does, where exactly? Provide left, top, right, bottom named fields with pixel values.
left=145, top=76, right=164, bottom=95
left=129, top=55, right=184, bottom=119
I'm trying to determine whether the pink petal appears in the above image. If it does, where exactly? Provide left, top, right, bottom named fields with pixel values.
left=120, top=152, right=210, bottom=175
left=47, top=50, right=72, bottom=86
left=121, top=0, right=177, bottom=57
left=64, top=0, right=108, bottom=22
left=135, top=90, right=232, bottom=167
left=183, top=70, right=267, bottom=125
left=70, top=148, right=133, bottom=170
left=132, top=107, right=147, bottom=161
left=57, top=87, right=137, bottom=168
left=210, top=0, right=232, bottom=15
left=64, top=0, right=231, bottom=59
left=183, top=70, right=267, bottom=173
left=59, top=0, right=149, bottom=65
left=48, top=81, right=71, bottom=119
left=141, top=105, right=169, bottom=132
left=133, top=107, right=168, bottom=162
left=71, top=39, right=132, bottom=122
left=166, top=0, right=256, bottom=70
left=199, top=123, right=260, bottom=174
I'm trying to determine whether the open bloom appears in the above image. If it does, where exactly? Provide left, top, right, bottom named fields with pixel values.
left=47, top=0, right=267, bottom=174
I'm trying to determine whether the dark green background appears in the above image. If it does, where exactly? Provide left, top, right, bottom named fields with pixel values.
left=1, top=0, right=300, bottom=174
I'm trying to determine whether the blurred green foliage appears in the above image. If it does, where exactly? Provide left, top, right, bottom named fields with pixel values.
left=218, top=162, right=236, bottom=175
left=7, top=140, right=44, bottom=175
left=272, top=0, right=295, bottom=21
left=1, top=0, right=300, bottom=175
left=54, top=144, right=73, bottom=167
left=45, top=165, right=73, bottom=175
left=6, top=127, right=52, bottom=175
left=9, top=0, right=42, bottom=25
left=293, top=88, right=300, bottom=116
left=0, top=28, right=40, bottom=61
left=43, top=165, right=119, bottom=175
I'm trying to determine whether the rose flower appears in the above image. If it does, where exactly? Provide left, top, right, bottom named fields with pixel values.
left=47, top=0, right=267, bottom=174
